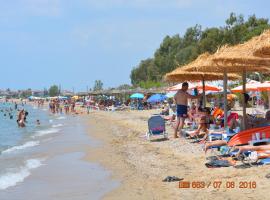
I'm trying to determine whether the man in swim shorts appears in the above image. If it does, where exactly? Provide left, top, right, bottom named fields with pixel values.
left=174, top=82, right=202, bottom=138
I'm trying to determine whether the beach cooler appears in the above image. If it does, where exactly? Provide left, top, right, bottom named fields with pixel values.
left=146, top=115, right=168, bottom=141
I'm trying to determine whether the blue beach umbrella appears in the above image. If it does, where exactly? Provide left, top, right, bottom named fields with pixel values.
left=58, top=96, right=68, bottom=100
left=130, top=93, right=144, bottom=99
left=165, top=91, right=177, bottom=98
left=147, top=94, right=167, bottom=103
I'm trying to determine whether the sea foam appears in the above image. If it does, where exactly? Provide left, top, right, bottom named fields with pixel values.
left=2, top=141, right=40, bottom=154
left=56, top=116, right=66, bottom=120
left=33, top=128, right=60, bottom=138
left=0, top=159, right=43, bottom=190
left=52, top=124, right=63, bottom=128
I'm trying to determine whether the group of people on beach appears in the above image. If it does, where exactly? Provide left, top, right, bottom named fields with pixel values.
left=169, top=82, right=270, bottom=167
left=49, top=99, right=76, bottom=114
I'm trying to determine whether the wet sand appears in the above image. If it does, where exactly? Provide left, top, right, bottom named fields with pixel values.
left=84, top=109, right=270, bottom=200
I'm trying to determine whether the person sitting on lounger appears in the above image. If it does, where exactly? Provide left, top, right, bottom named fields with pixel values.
left=187, top=116, right=209, bottom=139
left=234, top=144, right=270, bottom=154
left=160, top=103, right=169, bottom=116
left=204, top=111, right=270, bottom=153
left=188, top=102, right=196, bottom=121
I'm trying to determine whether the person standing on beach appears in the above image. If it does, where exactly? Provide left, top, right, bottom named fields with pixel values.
left=174, top=82, right=202, bottom=138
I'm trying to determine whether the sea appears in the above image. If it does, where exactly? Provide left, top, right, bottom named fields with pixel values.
left=0, top=101, right=119, bottom=200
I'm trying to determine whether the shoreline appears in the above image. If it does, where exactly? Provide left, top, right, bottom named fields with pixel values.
left=84, top=109, right=270, bottom=200
left=0, top=105, right=119, bottom=200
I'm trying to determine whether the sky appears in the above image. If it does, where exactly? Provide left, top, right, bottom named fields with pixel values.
left=0, top=0, right=270, bottom=92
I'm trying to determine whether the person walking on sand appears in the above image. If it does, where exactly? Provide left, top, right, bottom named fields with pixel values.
left=174, top=82, right=202, bottom=138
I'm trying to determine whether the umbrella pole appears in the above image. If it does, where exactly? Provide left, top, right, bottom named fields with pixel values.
left=268, top=91, right=270, bottom=110
left=224, top=70, right=228, bottom=129
left=202, top=79, right=206, bottom=108
left=242, top=69, right=247, bottom=130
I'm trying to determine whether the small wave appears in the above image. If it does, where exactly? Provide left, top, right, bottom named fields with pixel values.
left=33, top=107, right=38, bottom=110
left=52, top=124, right=63, bottom=128
left=0, top=159, right=43, bottom=190
left=49, top=119, right=53, bottom=123
left=2, top=141, right=40, bottom=154
left=56, top=116, right=66, bottom=120
left=33, top=128, right=60, bottom=138
left=42, top=109, right=47, bottom=111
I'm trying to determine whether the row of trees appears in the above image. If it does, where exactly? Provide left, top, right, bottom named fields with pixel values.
left=130, top=13, right=270, bottom=87
left=47, top=80, right=104, bottom=97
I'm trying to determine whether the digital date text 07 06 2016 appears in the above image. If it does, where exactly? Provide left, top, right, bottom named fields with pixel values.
left=179, top=181, right=257, bottom=189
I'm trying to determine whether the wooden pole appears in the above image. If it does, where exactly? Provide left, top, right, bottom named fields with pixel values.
left=224, top=70, right=228, bottom=129
left=243, top=69, right=247, bottom=130
left=268, top=91, right=270, bottom=110
left=202, top=79, right=206, bottom=108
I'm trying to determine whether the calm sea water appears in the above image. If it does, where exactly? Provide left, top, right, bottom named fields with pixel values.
left=0, top=102, right=51, bottom=151
left=0, top=101, right=59, bottom=190
left=0, top=101, right=119, bottom=199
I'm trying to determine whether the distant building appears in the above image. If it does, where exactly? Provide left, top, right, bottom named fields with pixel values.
left=32, top=90, right=45, bottom=97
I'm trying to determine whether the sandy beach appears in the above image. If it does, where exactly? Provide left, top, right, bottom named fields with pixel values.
left=84, top=110, right=270, bottom=200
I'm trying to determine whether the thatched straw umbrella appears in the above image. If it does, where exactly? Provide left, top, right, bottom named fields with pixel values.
left=252, top=30, right=270, bottom=58
left=165, top=53, right=240, bottom=114
left=169, top=52, right=270, bottom=129
left=194, top=36, right=270, bottom=129
left=212, top=30, right=270, bottom=66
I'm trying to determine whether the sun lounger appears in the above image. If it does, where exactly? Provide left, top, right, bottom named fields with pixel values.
left=146, top=115, right=168, bottom=141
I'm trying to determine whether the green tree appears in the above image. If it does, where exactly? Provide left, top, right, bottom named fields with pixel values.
left=117, top=84, right=132, bottom=90
left=129, top=13, right=270, bottom=88
left=49, top=85, right=59, bottom=97
left=21, top=88, right=32, bottom=98
left=93, top=80, right=103, bottom=91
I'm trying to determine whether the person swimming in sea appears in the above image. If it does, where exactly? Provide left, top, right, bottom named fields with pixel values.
left=17, top=109, right=26, bottom=127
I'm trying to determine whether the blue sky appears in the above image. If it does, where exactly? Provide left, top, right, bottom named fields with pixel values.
left=0, top=0, right=269, bottom=91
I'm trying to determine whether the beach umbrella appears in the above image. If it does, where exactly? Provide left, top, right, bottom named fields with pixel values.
left=258, top=81, right=270, bottom=91
left=165, top=53, right=241, bottom=108
left=168, top=49, right=270, bottom=129
left=147, top=94, right=167, bottom=103
left=189, top=82, right=221, bottom=92
left=130, top=93, right=144, bottom=99
left=58, top=96, right=68, bottom=100
left=212, top=30, right=270, bottom=67
left=231, top=80, right=262, bottom=93
left=166, top=91, right=177, bottom=98
left=258, top=81, right=270, bottom=109
left=166, top=82, right=197, bottom=91
left=190, top=35, right=270, bottom=129
left=72, top=95, right=79, bottom=99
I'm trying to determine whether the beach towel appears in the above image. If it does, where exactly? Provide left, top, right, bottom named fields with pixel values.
left=205, top=159, right=233, bottom=168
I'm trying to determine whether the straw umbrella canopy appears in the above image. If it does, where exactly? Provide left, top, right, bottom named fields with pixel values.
left=212, top=30, right=270, bottom=67
left=252, top=30, right=270, bottom=58
left=165, top=53, right=240, bottom=108
left=192, top=34, right=270, bottom=129
left=170, top=51, right=269, bottom=129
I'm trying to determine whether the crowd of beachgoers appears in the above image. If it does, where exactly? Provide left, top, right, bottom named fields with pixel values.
left=2, top=84, right=270, bottom=170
